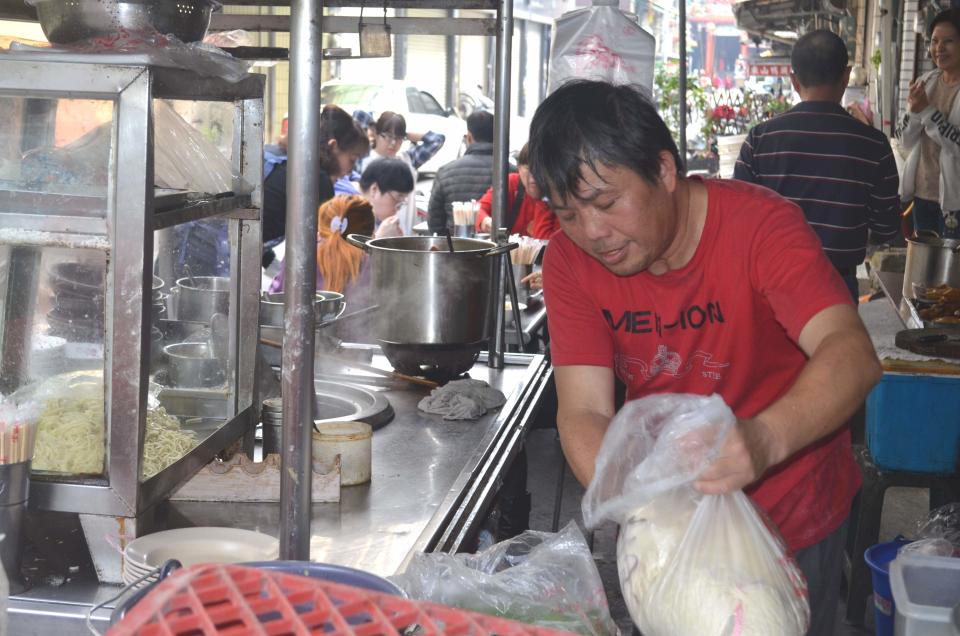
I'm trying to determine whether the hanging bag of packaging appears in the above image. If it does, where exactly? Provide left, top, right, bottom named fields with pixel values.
left=547, top=0, right=656, bottom=97
left=582, top=393, right=810, bottom=636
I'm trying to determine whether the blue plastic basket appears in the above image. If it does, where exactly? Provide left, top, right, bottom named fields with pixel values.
left=866, top=373, right=960, bottom=473
left=864, top=537, right=913, bottom=636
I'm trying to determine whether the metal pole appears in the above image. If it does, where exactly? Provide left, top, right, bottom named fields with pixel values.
left=279, top=0, right=322, bottom=561
left=488, top=0, right=513, bottom=370
left=678, top=0, right=687, bottom=167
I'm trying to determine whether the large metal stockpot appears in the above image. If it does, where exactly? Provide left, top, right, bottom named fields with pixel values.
left=902, top=233, right=960, bottom=299
left=346, top=235, right=511, bottom=345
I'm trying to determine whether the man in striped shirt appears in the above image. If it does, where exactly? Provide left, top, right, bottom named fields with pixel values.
left=734, top=30, right=901, bottom=301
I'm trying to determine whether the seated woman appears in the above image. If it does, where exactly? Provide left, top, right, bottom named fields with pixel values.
left=357, top=157, right=415, bottom=239
left=269, top=195, right=376, bottom=311
left=475, top=142, right=558, bottom=239
left=354, top=111, right=445, bottom=234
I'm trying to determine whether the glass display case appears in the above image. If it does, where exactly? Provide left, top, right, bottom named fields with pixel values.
left=0, top=55, right=263, bottom=553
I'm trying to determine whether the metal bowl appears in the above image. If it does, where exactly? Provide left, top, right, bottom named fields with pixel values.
left=163, top=342, right=223, bottom=388
left=259, top=291, right=345, bottom=328
left=33, top=0, right=218, bottom=45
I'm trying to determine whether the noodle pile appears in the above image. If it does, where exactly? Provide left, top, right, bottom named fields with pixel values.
left=32, top=398, right=198, bottom=479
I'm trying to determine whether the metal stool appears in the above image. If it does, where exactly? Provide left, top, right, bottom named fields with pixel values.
left=843, top=444, right=960, bottom=625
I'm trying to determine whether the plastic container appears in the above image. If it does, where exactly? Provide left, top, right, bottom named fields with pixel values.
left=312, top=421, right=372, bottom=486
left=865, top=537, right=914, bottom=636
left=866, top=373, right=960, bottom=473
left=890, top=553, right=960, bottom=636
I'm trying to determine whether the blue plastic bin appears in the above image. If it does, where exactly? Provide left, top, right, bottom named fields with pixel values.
left=866, top=373, right=960, bottom=473
left=864, top=537, right=913, bottom=636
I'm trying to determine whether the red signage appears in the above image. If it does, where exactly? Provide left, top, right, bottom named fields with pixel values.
left=748, top=63, right=791, bottom=77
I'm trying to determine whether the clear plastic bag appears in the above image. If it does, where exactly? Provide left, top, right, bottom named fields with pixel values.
left=388, top=521, right=617, bottom=636
left=583, top=393, right=810, bottom=636
left=154, top=100, right=238, bottom=195
left=916, top=503, right=960, bottom=547
left=548, top=1, right=656, bottom=97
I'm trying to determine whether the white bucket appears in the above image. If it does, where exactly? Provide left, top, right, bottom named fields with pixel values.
left=716, top=133, right=747, bottom=178
left=312, top=421, right=372, bottom=486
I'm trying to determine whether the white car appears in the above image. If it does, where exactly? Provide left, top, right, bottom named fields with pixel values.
left=321, top=79, right=467, bottom=175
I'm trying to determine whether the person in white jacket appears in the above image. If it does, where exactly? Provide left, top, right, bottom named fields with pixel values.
left=899, top=8, right=960, bottom=238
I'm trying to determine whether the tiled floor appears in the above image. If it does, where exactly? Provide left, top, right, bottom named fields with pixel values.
left=524, top=427, right=930, bottom=636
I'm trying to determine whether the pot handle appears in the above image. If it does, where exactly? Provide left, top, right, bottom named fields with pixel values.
left=483, top=243, right=519, bottom=258
left=346, top=234, right=373, bottom=251
left=917, top=229, right=941, bottom=240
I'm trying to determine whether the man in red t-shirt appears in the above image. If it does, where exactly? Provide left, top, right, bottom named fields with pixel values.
left=528, top=81, right=881, bottom=636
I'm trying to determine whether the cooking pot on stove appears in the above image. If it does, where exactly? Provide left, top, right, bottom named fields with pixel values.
left=346, top=235, right=512, bottom=345
left=902, top=232, right=960, bottom=299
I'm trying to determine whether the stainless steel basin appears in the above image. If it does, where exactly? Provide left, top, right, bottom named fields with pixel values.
left=158, top=380, right=393, bottom=430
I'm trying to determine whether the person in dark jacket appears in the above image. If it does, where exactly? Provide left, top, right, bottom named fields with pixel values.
left=427, top=111, right=496, bottom=233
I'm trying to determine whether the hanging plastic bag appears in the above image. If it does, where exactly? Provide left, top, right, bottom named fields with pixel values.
left=898, top=503, right=960, bottom=557
left=548, top=0, right=656, bottom=97
left=389, top=521, right=617, bottom=636
left=583, top=393, right=810, bottom=636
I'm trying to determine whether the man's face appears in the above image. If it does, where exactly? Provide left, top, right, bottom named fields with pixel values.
left=548, top=155, right=679, bottom=277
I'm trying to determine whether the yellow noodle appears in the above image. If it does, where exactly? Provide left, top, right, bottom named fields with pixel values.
left=32, top=398, right=198, bottom=478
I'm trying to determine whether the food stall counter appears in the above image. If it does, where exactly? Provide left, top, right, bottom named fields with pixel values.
left=9, top=351, right=552, bottom=635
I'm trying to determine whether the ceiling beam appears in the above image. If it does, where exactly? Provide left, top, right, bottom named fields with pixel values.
left=212, top=14, right=496, bottom=35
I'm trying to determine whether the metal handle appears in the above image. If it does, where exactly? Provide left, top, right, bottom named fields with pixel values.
left=483, top=243, right=519, bottom=258
left=917, top=229, right=941, bottom=240
left=345, top=234, right=373, bottom=251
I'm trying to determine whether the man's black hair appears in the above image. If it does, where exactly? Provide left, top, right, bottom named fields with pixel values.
left=359, top=157, right=414, bottom=194
left=929, top=8, right=960, bottom=38
left=791, top=30, right=849, bottom=88
left=526, top=80, right=682, bottom=203
left=466, top=111, right=494, bottom=143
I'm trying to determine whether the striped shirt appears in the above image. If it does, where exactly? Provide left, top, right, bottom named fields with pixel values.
left=734, top=101, right=901, bottom=269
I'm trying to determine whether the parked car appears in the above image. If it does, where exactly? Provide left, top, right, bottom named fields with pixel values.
left=320, top=79, right=467, bottom=175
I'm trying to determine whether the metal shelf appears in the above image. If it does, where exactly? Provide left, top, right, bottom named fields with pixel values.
left=153, top=192, right=255, bottom=230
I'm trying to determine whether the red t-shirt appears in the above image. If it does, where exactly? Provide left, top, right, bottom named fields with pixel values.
left=543, top=178, right=862, bottom=553
left=476, top=173, right=560, bottom=239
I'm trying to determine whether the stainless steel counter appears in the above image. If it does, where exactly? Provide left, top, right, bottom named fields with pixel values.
left=10, top=351, right=552, bottom=635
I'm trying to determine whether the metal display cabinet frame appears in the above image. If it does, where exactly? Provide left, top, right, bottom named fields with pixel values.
left=0, top=57, right=264, bottom=521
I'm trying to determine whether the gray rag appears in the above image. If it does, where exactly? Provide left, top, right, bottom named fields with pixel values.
left=417, top=379, right=507, bottom=420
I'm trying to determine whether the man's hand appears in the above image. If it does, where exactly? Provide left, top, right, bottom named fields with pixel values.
left=480, top=216, right=493, bottom=232
left=908, top=79, right=929, bottom=113
left=694, top=417, right=784, bottom=495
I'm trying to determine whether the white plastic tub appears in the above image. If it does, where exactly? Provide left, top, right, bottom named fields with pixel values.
left=890, top=553, right=960, bottom=636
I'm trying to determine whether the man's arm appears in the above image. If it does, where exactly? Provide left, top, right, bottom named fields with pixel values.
left=555, top=365, right=617, bottom=487
left=866, top=145, right=903, bottom=245
left=696, top=304, right=882, bottom=494
left=732, top=128, right=758, bottom=183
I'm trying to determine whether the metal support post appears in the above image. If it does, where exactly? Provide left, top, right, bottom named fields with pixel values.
left=279, top=0, right=323, bottom=560
left=678, top=0, right=687, bottom=167
left=488, top=0, right=513, bottom=370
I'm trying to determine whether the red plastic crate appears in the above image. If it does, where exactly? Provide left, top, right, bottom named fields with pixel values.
left=107, top=564, right=578, bottom=636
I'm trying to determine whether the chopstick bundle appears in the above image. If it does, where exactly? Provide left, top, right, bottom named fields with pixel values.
left=509, top=234, right=548, bottom=265
left=0, top=401, right=40, bottom=465
left=453, top=201, right=478, bottom=227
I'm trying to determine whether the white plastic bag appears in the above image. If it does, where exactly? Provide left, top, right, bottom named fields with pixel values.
left=583, top=394, right=810, bottom=636
left=154, top=100, right=237, bottom=194
left=389, top=522, right=617, bottom=636
left=548, top=1, right=655, bottom=97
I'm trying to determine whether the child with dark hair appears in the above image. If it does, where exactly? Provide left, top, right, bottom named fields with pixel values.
left=357, top=157, right=415, bottom=238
